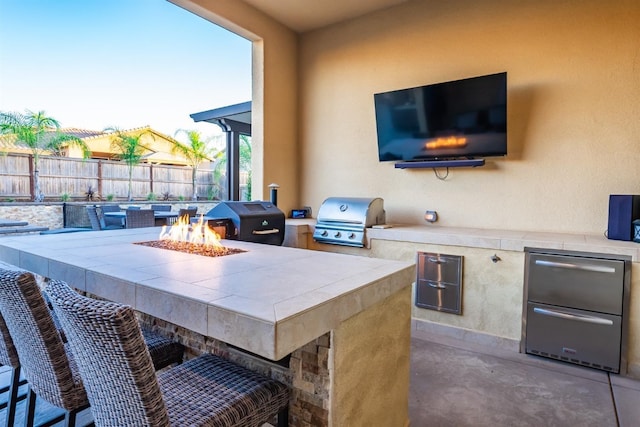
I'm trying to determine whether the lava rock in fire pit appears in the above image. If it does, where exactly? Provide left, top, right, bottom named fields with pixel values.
left=135, top=240, right=245, bottom=258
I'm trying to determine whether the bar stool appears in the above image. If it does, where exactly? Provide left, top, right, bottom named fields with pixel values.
left=0, top=267, right=185, bottom=426
left=0, top=313, right=30, bottom=427
left=0, top=268, right=90, bottom=427
left=46, top=280, right=290, bottom=427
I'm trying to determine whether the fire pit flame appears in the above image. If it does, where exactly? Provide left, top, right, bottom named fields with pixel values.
left=159, top=214, right=222, bottom=246
left=135, top=214, right=245, bottom=258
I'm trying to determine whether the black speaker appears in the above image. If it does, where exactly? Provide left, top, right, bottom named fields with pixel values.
left=607, top=195, right=640, bottom=241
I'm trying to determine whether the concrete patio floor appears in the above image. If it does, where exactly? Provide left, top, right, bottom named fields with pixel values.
left=2, top=329, right=639, bottom=426
left=410, top=330, right=640, bottom=427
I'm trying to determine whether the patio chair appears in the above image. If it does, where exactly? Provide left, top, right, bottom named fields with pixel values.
left=151, top=204, right=171, bottom=211
left=0, top=267, right=186, bottom=426
left=125, top=209, right=155, bottom=229
left=86, top=206, right=122, bottom=231
left=167, top=207, right=197, bottom=226
left=179, top=207, right=197, bottom=220
left=100, top=205, right=124, bottom=228
left=46, top=280, right=290, bottom=427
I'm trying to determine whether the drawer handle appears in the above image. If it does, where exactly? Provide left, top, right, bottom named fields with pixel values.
left=533, top=307, right=614, bottom=326
left=427, top=282, right=447, bottom=289
left=534, top=260, right=616, bottom=274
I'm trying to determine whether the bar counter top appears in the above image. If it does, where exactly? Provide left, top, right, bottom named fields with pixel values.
left=0, top=228, right=414, bottom=360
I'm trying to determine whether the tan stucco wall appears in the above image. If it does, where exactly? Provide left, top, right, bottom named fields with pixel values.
left=298, top=0, right=640, bottom=234
left=169, top=0, right=299, bottom=213
left=371, top=241, right=526, bottom=341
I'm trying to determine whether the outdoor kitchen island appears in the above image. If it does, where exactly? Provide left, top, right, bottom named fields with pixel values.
left=0, top=227, right=415, bottom=427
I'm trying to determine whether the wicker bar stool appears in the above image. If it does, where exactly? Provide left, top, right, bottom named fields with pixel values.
left=0, top=313, right=30, bottom=427
left=0, top=267, right=185, bottom=427
left=46, top=280, right=290, bottom=427
left=0, top=268, right=91, bottom=427
left=43, top=292, right=184, bottom=371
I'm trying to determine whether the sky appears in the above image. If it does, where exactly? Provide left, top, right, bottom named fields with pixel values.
left=0, top=0, right=252, bottom=141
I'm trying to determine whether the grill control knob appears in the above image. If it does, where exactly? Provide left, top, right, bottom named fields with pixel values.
left=321, top=230, right=328, bottom=237
left=334, top=232, right=342, bottom=238
left=348, top=233, right=356, bottom=239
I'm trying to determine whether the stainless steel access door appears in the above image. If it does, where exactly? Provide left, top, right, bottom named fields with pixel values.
left=415, top=253, right=463, bottom=314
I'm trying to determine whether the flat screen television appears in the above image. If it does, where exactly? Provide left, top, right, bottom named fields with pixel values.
left=374, top=72, right=507, bottom=165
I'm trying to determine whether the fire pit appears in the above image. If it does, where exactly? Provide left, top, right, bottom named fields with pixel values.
left=135, top=240, right=244, bottom=257
left=135, top=215, right=245, bottom=258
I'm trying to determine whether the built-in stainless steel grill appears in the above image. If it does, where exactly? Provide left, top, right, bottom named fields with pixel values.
left=313, top=197, right=386, bottom=247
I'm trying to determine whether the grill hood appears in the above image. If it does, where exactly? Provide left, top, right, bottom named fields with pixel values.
left=313, top=197, right=385, bottom=247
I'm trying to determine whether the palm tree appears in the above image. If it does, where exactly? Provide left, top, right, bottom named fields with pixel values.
left=214, top=134, right=252, bottom=200
left=172, top=129, right=223, bottom=201
left=239, top=134, right=252, bottom=200
left=107, top=128, right=152, bottom=201
left=0, top=110, right=90, bottom=202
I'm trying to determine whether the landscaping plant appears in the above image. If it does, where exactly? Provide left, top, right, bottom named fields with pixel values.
left=0, top=110, right=90, bottom=202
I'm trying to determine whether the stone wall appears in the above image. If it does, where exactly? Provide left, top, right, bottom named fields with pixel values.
left=0, top=204, right=64, bottom=229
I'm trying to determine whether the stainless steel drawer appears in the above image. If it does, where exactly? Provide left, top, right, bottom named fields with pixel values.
left=417, top=253, right=462, bottom=285
left=525, top=302, right=621, bottom=372
left=416, top=280, right=461, bottom=314
left=526, top=253, right=625, bottom=314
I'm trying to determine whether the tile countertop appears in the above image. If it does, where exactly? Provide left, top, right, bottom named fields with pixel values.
left=366, top=225, right=640, bottom=261
left=287, top=220, right=640, bottom=261
left=0, top=228, right=415, bottom=361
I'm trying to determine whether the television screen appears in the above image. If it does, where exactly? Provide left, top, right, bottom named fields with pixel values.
left=374, top=72, right=507, bottom=162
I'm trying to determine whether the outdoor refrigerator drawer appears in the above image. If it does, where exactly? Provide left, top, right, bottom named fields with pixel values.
left=416, top=280, right=461, bottom=314
left=525, top=302, right=622, bottom=372
left=526, top=253, right=625, bottom=314
left=417, top=253, right=462, bottom=285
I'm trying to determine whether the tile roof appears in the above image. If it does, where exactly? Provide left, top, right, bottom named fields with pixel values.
left=0, top=126, right=170, bottom=150
left=0, top=126, right=200, bottom=165
left=57, top=128, right=106, bottom=139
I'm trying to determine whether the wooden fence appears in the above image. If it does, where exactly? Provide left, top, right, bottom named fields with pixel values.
left=0, top=153, right=227, bottom=201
